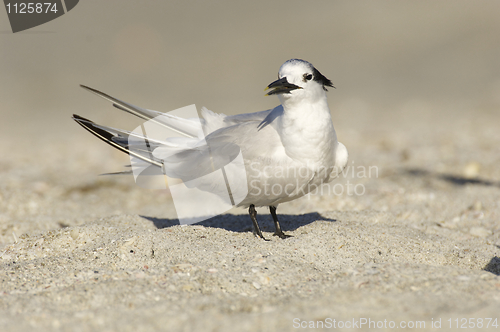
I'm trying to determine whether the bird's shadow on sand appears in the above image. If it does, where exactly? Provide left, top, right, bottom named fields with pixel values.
left=142, top=212, right=336, bottom=234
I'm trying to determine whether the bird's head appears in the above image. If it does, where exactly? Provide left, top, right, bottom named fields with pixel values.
left=265, top=59, right=334, bottom=104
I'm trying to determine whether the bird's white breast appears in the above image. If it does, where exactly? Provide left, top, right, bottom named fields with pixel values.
left=275, top=98, right=337, bottom=172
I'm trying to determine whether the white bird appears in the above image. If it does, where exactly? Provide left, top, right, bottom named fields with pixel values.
left=73, top=59, right=348, bottom=240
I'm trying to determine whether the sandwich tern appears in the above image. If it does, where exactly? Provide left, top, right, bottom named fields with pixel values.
left=73, top=59, right=348, bottom=240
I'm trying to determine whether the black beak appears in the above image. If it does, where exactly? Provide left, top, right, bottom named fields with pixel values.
left=265, top=77, right=302, bottom=96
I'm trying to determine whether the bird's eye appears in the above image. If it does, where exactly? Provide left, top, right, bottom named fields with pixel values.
left=303, top=74, right=313, bottom=81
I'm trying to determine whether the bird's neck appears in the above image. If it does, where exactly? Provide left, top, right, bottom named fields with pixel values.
left=277, top=96, right=337, bottom=166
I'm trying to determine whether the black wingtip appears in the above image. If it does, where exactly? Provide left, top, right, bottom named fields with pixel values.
left=79, top=84, right=100, bottom=94
left=72, top=114, right=129, bottom=155
left=72, top=114, right=92, bottom=122
left=79, top=84, right=91, bottom=90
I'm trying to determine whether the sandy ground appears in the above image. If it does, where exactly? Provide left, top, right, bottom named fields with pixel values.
left=1, top=1, right=500, bottom=331
left=1, top=106, right=499, bottom=331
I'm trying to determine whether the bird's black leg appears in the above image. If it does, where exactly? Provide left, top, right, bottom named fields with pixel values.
left=249, top=204, right=268, bottom=241
left=269, top=206, right=291, bottom=239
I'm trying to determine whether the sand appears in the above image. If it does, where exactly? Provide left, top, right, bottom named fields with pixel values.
left=1, top=106, right=499, bottom=331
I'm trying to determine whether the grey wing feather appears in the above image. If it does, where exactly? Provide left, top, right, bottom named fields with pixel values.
left=99, top=170, right=133, bottom=176
left=80, top=85, right=199, bottom=138
left=224, top=108, right=274, bottom=124
left=257, top=105, right=283, bottom=130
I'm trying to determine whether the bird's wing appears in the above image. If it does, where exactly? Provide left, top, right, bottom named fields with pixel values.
left=199, top=106, right=279, bottom=134
left=80, top=85, right=201, bottom=138
left=73, top=114, right=165, bottom=167
left=224, top=107, right=275, bottom=124
left=201, top=121, right=317, bottom=207
left=81, top=85, right=283, bottom=139
left=76, top=86, right=313, bottom=206
left=72, top=113, right=243, bottom=183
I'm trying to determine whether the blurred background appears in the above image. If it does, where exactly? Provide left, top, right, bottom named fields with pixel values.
left=1, top=1, right=500, bottom=243
left=1, top=1, right=499, bottom=133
